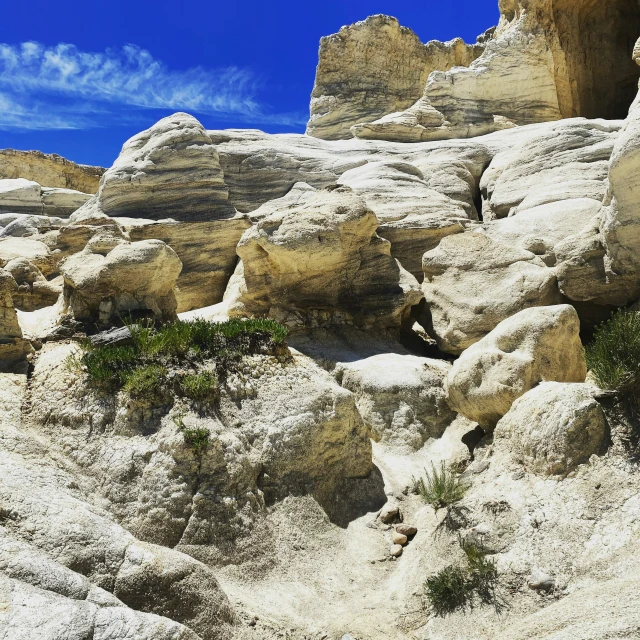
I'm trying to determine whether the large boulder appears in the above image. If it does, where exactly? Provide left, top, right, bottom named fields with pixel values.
left=26, top=341, right=377, bottom=560
left=229, top=186, right=422, bottom=329
left=445, top=305, right=587, bottom=429
left=123, top=217, right=250, bottom=313
left=422, top=233, right=561, bottom=354
left=306, top=15, right=483, bottom=140
left=338, top=353, right=456, bottom=451
left=89, top=113, right=233, bottom=222
left=0, top=236, right=56, bottom=276
left=336, top=161, right=473, bottom=279
left=61, top=239, right=182, bottom=326
left=0, top=178, right=91, bottom=216
left=494, top=382, right=607, bottom=476
left=4, top=258, right=60, bottom=311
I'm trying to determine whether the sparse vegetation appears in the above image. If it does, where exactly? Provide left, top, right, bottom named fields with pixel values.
left=182, top=427, right=210, bottom=454
left=178, top=371, right=219, bottom=402
left=586, top=309, right=640, bottom=393
left=413, top=462, right=469, bottom=510
left=70, top=318, right=289, bottom=398
left=122, top=364, right=167, bottom=400
left=424, top=537, right=500, bottom=616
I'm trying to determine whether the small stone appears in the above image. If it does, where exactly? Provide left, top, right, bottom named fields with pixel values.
left=389, top=544, right=403, bottom=557
left=512, top=469, right=526, bottom=480
left=395, top=524, right=417, bottom=537
left=528, top=568, right=555, bottom=591
left=392, top=531, right=407, bottom=545
left=378, top=504, right=400, bottom=524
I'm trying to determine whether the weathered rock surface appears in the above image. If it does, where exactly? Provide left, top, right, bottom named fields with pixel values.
left=0, top=236, right=55, bottom=276
left=422, top=233, right=561, bottom=354
left=26, top=341, right=376, bottom=561
left=446, top=305, right=587, bottom=428
left=88, top=113, right=233, bottom=222
left=123, top=216, right=250, bottom=313
left=61, top=239, right=182, bottom=325
left=3, top=258, right=60, bottom=311
left=306, top=15, right=483, bottom=140
left=0, top=213, right=66, bottom=238
left=494, top=382, right=607, bottom=475
left=0, top=148, right=104, bottom=193
left=0, top=269, right=32, bottom=368
left=337, top=161, right=473, bottom=279
left=0, top=178, right=91, bottom=216
left=228, top=187, right=422, bottom=329
left=338, top=353, right=456, bottom=451
left=343, top=1, right=640, bottom=142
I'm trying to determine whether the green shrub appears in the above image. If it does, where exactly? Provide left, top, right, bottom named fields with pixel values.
left=425, top=564, right=472, bottom=616
left=586, top=310, right=640, bottom=392
left=122, top=365, right=167, bottom=399
left=182, top=427, right=210, bottom=454
left=424, top=539, right=500, bottom=616
left=179, top=371, right=219, bottom=402
left=413, top=462, right=469, bottom=510
left=72, top=318, right=289, bottom=392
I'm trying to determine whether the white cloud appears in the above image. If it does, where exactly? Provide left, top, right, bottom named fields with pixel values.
left=0, top=42, right=306, bottom=131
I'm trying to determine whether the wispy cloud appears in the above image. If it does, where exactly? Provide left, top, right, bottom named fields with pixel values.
left=0, top=42, right=306, bottom=131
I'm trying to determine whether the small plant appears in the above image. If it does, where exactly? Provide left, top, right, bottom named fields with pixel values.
left=182, top=427, right=210, bottom=455
left=179, top=371, right=219, bottom=402
left=424, top=538, right=500, bottom=616
left=586, top=310, right=640, bottom=393
left=122, top=365, right=167, bottom=399
left=413, top=462, right=469, bottom=510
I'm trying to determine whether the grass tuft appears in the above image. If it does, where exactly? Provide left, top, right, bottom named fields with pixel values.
left=179, top=371, right=219, bottom=402
left=182, top=427, right=210, bottom=455
left=413, top=462, right=469, bottom=510
left=122, top=365, right=167, bottom=400
left=424, top=538, right=500, bottom=616
left=586, top=310, right=640, bottom=392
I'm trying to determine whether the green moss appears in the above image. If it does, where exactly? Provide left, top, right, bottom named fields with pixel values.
left=412, top=462, right=469, bottom=510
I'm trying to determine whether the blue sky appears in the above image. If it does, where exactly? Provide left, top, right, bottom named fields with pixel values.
left=0, top=1, right=499, bottom=167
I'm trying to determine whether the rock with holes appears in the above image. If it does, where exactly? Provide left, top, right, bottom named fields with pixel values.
left=228, top=186, right=422, bottom=329
left=338, top=353, right=456, bottom=451
left=4, top=258, right=60, bottom=311
left=422, top=233, right=561, bottom=354
left=445, top=305, right=587, bottom=429
left=61, top=239, right=182, bottom=326
left=494, top=382, right=607, bottom=476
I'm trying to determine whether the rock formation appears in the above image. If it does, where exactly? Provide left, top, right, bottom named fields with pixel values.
left=0, top=148, right=104, bottom=193
left=0, top=178, right=91, bottom=216
left=306, top=15, right=484, bottom=140
left=227, top=186, right=422, bottom=329
left=61, top=239, right=182, bottom=326
left=445, top=305, right=587, bottom=428
left=309, top=2, right=640, bottom=142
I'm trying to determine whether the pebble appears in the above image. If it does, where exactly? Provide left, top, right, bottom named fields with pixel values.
left=528, top=567, right=555, bottom=591
left=378, top=504, right=400, bottom=524
left=395, top=524, right=417, bottom=537
left=389, top=544, right=403, bottom=557
left=392, top=531, right=407, bottom=545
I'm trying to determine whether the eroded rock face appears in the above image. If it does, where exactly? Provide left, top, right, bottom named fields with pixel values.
left=445, top=305, right=587, bottom=429
left=26, top=342, right=375, bottom=562
left=85, top=113, right=233, bottom=222
left=61, top=239, right=182, bottom=326
left=335, top=1, right=640, bottom=142
left=494, top=382, right=607, bottom=476
left=0, top=178, right=92, bottom=217
left=0, top=148, right=104, bottom=193
left=306, top=15, right=484, bottom=140
left=123, top=217, right=250, bottom=313
left=229, top=187, right=422, bottom=329
left=4, top=258, right=60, bottom=311
left=0, top=269, right=32, bottom=368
